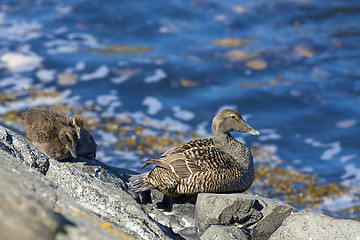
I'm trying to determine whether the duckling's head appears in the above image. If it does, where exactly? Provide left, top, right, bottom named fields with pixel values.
left=69, top=115, right=84, bottom=139
left=212, top=109, right=260, bottom=136
left=59, top=127, right=79, bottom=159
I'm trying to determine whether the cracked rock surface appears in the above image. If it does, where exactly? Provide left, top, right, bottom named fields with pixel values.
left=1, top=124, right=359, bottom=240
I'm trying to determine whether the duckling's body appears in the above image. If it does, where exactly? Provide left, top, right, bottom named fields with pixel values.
left=129, top=109, right=260, bottom=197
left=22, top=109, right=78, bottom=161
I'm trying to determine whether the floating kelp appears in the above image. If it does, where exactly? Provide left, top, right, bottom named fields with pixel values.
left=85, top=44, right=153, bottom=55
left=246, top=59, right=268, bottom=70
left=0, top=88, right=359, bottom=221
left=252, top=164, right=348, bottom=209
left=0, top=92, right=19, bottom=104
left=217, top=37, right=256, bottom=47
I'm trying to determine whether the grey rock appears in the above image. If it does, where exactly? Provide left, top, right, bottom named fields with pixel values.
left=140, top=190, right=197, bottom=239
left=0, top=125, right=49, bottom=174
left=195, top=193, right=297, bottom=239
left=0, top=125, right=173, bottom=240
left=248, top=194, right=298, bottom=240
left=4, top=124, right=359, bottom=240
left=0, top=145, right=132, bottom=240
left=270, top=211, right=360, bottom=240
left=200, top=225, right=251, bottom=240
left=46, top=157, right=172, bottom=240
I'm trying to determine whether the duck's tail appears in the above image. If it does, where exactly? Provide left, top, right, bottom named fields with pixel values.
left=128, top=172, right=154, bottom=192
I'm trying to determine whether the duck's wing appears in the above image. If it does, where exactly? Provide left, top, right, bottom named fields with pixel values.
left=142, top=144, right=234, bottom=179
left=140, top=138, right=213, bottom=170
left=162, top=138, right=214, bottom=156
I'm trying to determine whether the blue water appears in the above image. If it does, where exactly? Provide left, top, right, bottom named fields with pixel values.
left=1, top=0, right=360, bottom=215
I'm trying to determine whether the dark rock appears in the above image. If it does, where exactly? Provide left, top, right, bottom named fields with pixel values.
left=195, top=193, right=297, bottom=239
left=248, top=194, right=298, bottom=240
left=270, top=211, right=360, bottom=240
left=139, top=190, right=197, bottom=238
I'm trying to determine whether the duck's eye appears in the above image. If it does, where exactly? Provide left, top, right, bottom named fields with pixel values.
left=230, top=115, right=236, bottom=119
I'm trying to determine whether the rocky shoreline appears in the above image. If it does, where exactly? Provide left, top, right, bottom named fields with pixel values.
left=1, top=124, right=359, bottom=240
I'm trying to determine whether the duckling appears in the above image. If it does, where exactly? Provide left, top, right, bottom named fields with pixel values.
left=129, top=109, right=260, bottom=197
left=69, top=115, right=84, bottom=139
left=22, top=109, right=78, bottom=161
left=69, top=115, right=97, bottom=159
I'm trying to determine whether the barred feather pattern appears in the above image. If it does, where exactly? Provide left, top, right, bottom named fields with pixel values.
left=128, top=109, right=257, bottom=197
left=129, top=137, right=254, bottom=197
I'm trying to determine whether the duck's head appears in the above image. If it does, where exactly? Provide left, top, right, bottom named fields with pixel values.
left=212, top=109, right=260, bottom=136
left=59, top=127, right=79, bottom=159
left=69, top=115, right=84, bottom=139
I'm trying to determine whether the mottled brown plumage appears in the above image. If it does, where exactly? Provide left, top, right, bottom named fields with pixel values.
left=69, top=115, right=97, bottom=159
left=129, top=109, right=260, bottom=197
left=22, top=109, right=78, bottom=161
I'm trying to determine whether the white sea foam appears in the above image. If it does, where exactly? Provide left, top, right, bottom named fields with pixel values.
left=0, top=18, right=42, bottom=41
left=321, top=142, right=341, bottom=160
left=97, top=130, right=118, bottom=147
left=341, top=163, right=360, bottom=185
left=68, top=33, right=99, bottom=48
left=81, top=65, right=109, bottom=81
left=65, top=61, right=86, bottom=73
left=172, top=106, right=195, bottom=121
left=305, top=138, right=341, bottom=161
left=144, top=68, right=167, bottom=83
left=96, top=94, right=118, bottom=106
left=54, top=27, right=67, bottom=34
left=340, top=154, right=357, bottom=163
left=0, top=75, right=33, bottom=92
left=101, top=102, right=122, bottom=117
left=96, top=92, right=122, bottom=116
left=195, top=121, right=209, bottom=136
left=0, top=87, right=75, bottom=115
left=119, top=111, right=191, bottom=132
left=1, top=52, right=43, bottom=72
left=55, top=5, right=73, bottom=14
left=0, top=12, right=5, bottom=24
left=74, top=61, right=85, bottom=71
left=36, top=69, right=56, bottom=82
left=45, top=39, right=79, bottom=54
left=258, top=129, right=281, bottom=141
left=142, top=96, right=163, bottom=115
left=320, top=195, right=356, bottom=212
left=111, top=76, right=130, bottom=84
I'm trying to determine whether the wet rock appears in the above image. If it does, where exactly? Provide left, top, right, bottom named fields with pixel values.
left=195, top=193, right=297, bottom=239
left=270, top=211, right=360, bottom=240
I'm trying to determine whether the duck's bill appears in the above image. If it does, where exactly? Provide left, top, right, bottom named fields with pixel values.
left=245, top=123, right=260, bottom=136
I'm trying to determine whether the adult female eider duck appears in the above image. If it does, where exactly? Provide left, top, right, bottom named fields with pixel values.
left=128, top=109, right=260, bottom=197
